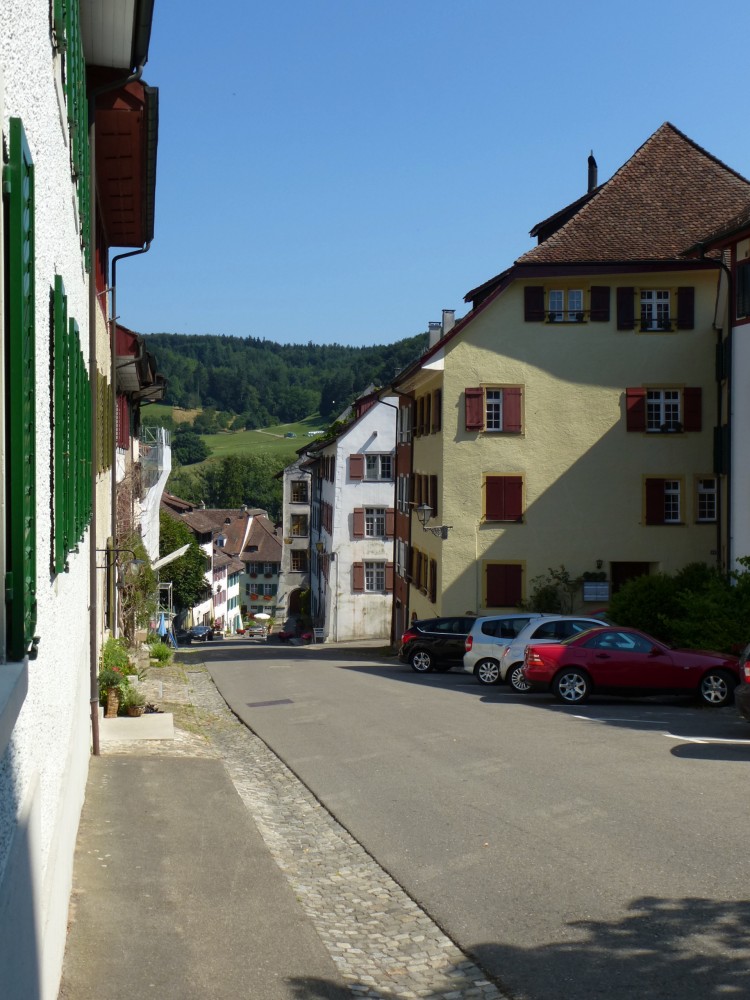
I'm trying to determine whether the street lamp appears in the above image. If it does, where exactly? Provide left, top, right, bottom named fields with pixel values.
left=414, top=504, right=452, bottom=540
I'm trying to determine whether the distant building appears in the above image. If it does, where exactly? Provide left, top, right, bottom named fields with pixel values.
left=276, top=457, right=312, bottom=624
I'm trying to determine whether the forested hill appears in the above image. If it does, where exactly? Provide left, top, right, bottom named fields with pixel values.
left=144, top=332, right=428, bottom=425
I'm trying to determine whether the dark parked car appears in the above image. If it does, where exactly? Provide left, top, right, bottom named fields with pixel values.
left=523, top=626, right=740, bottom=706
left=186, top=625, right=214, bottom=643
left=736, top=643, right=750, bottom=721
left=399, top=617, right=476, bottom=673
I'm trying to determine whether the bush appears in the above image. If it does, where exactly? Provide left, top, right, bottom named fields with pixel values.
left=149, top=641, right=172, bottom=665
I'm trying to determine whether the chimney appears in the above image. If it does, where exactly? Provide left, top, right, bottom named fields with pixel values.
left=428, top=321, right=442, bottom=347
left=587, top=151, right=598, bottom=193
left=442, top=309, right=455, bottom=335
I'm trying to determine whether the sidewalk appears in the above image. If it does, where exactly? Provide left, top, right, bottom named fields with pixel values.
left=58, top=649, right=508, bottom=1000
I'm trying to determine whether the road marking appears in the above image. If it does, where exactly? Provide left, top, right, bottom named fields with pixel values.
left=662, top=733, right=750, bottom=746
left=573, top=714, right=671, bottom=725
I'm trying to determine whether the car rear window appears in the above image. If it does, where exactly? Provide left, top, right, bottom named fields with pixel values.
left=480, top=617, right=532, bottom=638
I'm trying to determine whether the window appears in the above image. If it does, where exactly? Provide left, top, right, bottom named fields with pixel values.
left=465, top=386, right=523, bottom=433
left=291, top=480, right=308, bottom=503
left=397, top=474, right=411, bottom=513
left=365, top=454, right=393, bottom=480
left=640, top=290, right=671, bottom=331
left=398, top=403, right=413, bottom=444
left=365, top=507, right=386, bottom=537
left=291, top=514, right=308, bottom=537
left=395, top=539, right=408, bottom=577
left=548, top=289, right=583, bottom=322
left=696, top=477, right=717, bottom=523
left=291, top=549, right=308, bottom=571
left=365, top=562, right=386, bottom=592
left=626, top=387, right=701, bottom=432
left=484, top=476, right=523, bottom=522
left=353, top=560, right=394, bottom=592
left=485, top=564, right=523, bottom=608
left=645, top=478, right=682, bottom=525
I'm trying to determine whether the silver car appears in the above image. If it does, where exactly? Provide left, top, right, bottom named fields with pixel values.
left=499, top=616, right=606, bottom=691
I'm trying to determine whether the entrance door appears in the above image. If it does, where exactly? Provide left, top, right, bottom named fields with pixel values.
left=610, top=562, right=650, bottom=595
left=288, top=589, right=302, bottom=614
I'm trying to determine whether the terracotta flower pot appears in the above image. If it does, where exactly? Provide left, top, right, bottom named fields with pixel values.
left=105, top=687, right=120, bottom=719
left=126, top=705, right=145, bottom=717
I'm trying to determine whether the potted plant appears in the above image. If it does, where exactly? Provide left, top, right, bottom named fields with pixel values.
left=98, top=666, right=128, bottom=718
left=120, top=684, right=146, bottom=717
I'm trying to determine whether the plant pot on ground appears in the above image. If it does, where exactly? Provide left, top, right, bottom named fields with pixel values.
left=120, top=684, right=146, bottom=717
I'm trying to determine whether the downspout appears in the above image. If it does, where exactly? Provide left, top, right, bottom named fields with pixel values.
left=88, top=62, right=148, bottom=754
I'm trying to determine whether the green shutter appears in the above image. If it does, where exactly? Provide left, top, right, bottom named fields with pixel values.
left=5, top=118, right=38, bottom=660
left=53, top=276, right=70, bottom=572
left=56, top=0, right=90, bottom=271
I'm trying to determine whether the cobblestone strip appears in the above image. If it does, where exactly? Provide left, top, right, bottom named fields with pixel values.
left=184, top=667, right=510, bottom=1000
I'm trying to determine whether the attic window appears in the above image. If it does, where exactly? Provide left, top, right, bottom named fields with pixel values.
left=249, top=545, right=258, bottom=552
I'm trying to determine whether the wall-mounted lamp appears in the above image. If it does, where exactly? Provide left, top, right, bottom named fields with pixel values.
left=596, top=559, right=603, bottom=570
left=315, top=541, right=325, bottom=553
left=415, top=504, right=452, bottom=540
left=96, top=548, right=145, bottom=578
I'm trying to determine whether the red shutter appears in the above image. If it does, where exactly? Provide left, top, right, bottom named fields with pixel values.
left=617, top=287, right=635, bottom=330
left=683, top=387, right=701, bottom=431
left=645, top=479, right=665, bottom=525
left=502, top=387, right=523, bottom=433
left=524, top=286, right=545, bottom=322
left=353, top=508, right=364, bottom=537
left=486, top=476, right=523, bottom=521
left=677, top=287, right=695, bottom=330
left=385, top=562, right=394, bottom=592
left=486, top=477, right=504, bottom=520
left=590, top=286, right=610, bottom=322
left=505, top=477, right=523, bottom=521
left=433, top=389, right=442, bottom=432
left=429, top=476, right=438, bottom=519
left=385, top=508, right=395, bottom=537
left=486, top=564, right=523, bottom=607
left=465, top=387, right=484, bottom=430
left=350, top=454, right=364, bottom=479
left=626, top=388, right=647, bottom=431
left=353, top=563, right=365, bottom=592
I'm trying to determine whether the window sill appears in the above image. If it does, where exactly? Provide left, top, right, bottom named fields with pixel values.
left=0, top=660, right=29, bottom=758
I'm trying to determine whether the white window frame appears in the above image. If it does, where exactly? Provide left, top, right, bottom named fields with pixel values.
left=549, top=289, right=583, bottom=322
left=365, top=507, right=386, bottom=537
left=365, top=453, right=393, bottom=481
left=664, top=480, right=681, bottom=523
left=398, top=405, right=412, bottom=444
left=364, top=561, right=386, bottom=592
left=641, top=289, right=671, bottom=331
left=397, top=473, right=410, bottom=514
left=486, top=389, right=503, bottom=431
left=647, top=389, right=681, bottom=431
left=696, top=477, right=717, bottom=523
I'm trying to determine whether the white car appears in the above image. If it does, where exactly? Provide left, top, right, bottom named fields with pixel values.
left=463, top=614, right=603, bottom=687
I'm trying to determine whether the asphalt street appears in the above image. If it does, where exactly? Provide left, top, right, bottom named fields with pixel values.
left=200, top=640, right=750, bottom=1000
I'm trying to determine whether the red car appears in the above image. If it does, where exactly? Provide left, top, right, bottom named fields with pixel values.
left=523, top=626, right=739, bottom=706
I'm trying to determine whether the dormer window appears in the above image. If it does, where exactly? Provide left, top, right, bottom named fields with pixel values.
left=548, top=289, right=583, bottom=322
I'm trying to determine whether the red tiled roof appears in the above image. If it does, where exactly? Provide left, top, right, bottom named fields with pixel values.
left=242, top=515, right=282, bottom=561
left=517, top=123, right=750, bottom=265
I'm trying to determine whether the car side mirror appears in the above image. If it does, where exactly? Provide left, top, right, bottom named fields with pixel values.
left=648, top=646, right=663, bottom=657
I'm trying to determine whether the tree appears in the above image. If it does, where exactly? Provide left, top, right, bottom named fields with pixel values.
left=202, top=453, right=288, bottom=520
left=172, top=431, right=209, bottom=466
left=159, top=512, right=209, bottom=610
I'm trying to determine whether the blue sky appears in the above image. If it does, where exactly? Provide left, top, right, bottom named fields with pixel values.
left=118, top=0, right=750, bottom=346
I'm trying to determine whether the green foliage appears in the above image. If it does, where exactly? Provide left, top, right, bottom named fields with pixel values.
left=120, top=684, right=146, bottom=708
left=172, top=430, right=210, bottom=465
left=159, top=511, right=211, bottom=610
left=118, top=536, right=158, bottom=644
left=525, top=566, right=578, bottom=613
left=608, top=561, right=750, bottom=653
left=149, top=641, right=172, bottom=665
left=201, top=453, right=286, bottom=520
left=101, top=636, right=131, bottom=672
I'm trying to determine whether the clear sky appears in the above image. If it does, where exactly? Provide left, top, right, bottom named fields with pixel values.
left=118, top=0, right=750, bottom=347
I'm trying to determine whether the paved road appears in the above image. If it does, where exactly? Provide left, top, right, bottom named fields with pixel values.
left=202, top=641, right=750, bottom=1000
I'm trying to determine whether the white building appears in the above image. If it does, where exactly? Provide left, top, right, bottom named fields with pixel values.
left=0, top=3, right=160, bottom=997
left=276, top=457, right=312, bottom=625
left=308, top=392, right=398, bottom=641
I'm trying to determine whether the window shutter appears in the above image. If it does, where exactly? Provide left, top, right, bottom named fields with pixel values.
left=349, top=453, right=364, bottom=479
left=353, top=563, right=365, bottom=592
left=486, top=564, right=523, bottom=607
left=353, top=508, right=365, bottom=537
left=424, top=394, right=432, bottom=435
left=429, top=559, right=437, bottom=603
left=626, top=388, right=647, bottom=431
left=502, top=387, right=523, bottom=433
left=385, top=508, right=395, bottom=537
left=683, top=386, right=702, bottom=431
left=590, top=286, right=610, bottom=322
left=465, top=387, right=484, bottom=430
left=645, top=479, right=665, bottom=525
left=616, top=287, right=635, bottom=330
left=6, top=117, right=38, bottom=660
left=524, top=286, right=545, bottom=322
left=432, top=389, right=442, bottom=432
left=486, top=477, right=504, bottom=520
left=53, top=277, right=69, bottom=574
left=677, top=287, right=695, bottom=330
left=385, top=563, right=394, bottom=593
left=505, top=477, right=523, bottom=521
left=429, top=476, right=438, bottom=519
left=486, top=476, right=523, bottom=521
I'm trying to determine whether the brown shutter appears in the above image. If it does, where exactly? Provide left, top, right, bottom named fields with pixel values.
left=683, top=387, right=702, bottom=431
left=353, top=563, right=365, bottom=591
left=617, top=287, right=635, bottom=330
left=626, top=388, right=647, bottom=431
left=429, top=559, right=437, bottom=603
left=645, top=479, right=665, bottom=525
left=350, top=454, right=364, bottom=479
left=425, top=394, right=432, bottom=435
left=677, top=287, right=695, bottom=330
left=465, top=387, right=484, bottom=430
left=385, top=562, right=394, bottom=592
left=486, top=477, right=504, bottom=520
left=353, top=508, right=365, bottom=537
left=505, top=477, right=523, bottom=521
left=502, top=387, right=523, bottom=433
left=385, top=508, right=395, bottom=537
left=432, top=389, right=442, bottom=432
left=524, top=286, right=545, bottom=322
left=429, top=476, right=438, bottom=519
left=486, top=564, right=523, bottom=607
left=486, top=476, right=523, bottom=521
left=590, top=286, right=610, bottom=322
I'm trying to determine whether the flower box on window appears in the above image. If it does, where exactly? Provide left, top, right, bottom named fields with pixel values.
left=249, top=573, right=258, bottom=579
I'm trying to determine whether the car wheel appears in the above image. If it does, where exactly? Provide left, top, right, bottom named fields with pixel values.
left=410, top=649, right=434, bottom=673
left=553, top=667, right=591, bottom=704
left=507, top=662, right=531, bottom=693
left=475, top=659, right=502, bottom=685
left=699, top=669, right=736, bottom=707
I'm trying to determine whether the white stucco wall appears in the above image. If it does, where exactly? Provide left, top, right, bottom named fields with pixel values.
left=0, top=5, right=95, bottom=997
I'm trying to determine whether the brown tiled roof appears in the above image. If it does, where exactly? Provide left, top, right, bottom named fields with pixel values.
left=242, top=515, right=282, bottom=562
left=517, top=123, right=750, bottom=265
left=685, top=200, right=750, bottom=253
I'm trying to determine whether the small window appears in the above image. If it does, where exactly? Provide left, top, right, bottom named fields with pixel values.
left=365, top=454, right=393, bottom=480
left=365, top=507, right=386, bottom=537
left=291, top=480, right=309, bottom=503
left=485, top=476, right=524, bottom=522
left=365, top=561, right=386, bottom=592
left=291, top=514, right=308, bottom=537
left=466, top=386, right=523, bottom=433
left=291, top=550, right=308, bottom=571
left=640, top=290, right=672, bottom=331
left=696, top=477, right=717, bottom=523
left=647, top=389, right=681, bottom=432
left=645, top=478, right=682, bottom=525
left=549, top=289, right=584, bottom=322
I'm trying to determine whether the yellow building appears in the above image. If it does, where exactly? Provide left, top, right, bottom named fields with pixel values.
left=394, top=124, right=750, bottom=618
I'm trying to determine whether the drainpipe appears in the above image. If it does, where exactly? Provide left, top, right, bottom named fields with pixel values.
left=88, top=62, right=148, bottom=754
